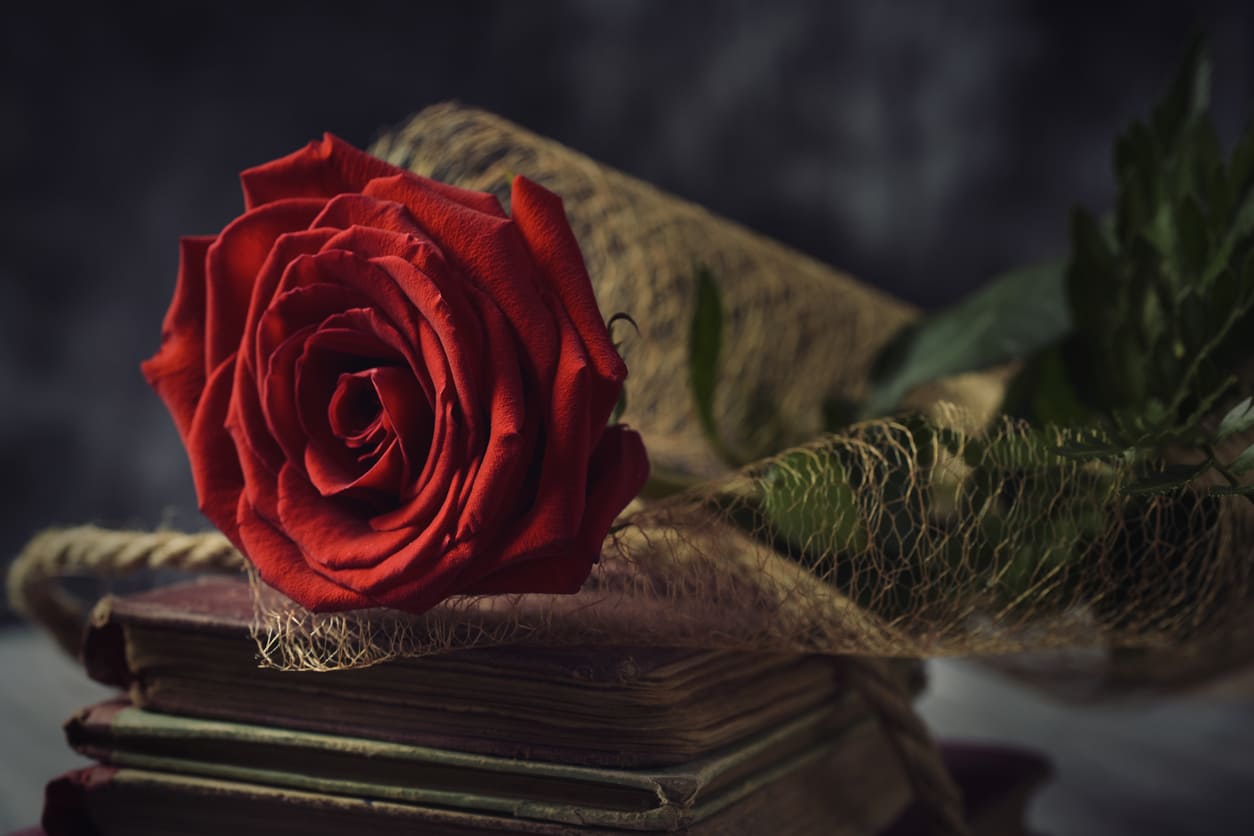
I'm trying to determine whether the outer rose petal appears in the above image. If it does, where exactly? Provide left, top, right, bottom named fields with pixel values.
left=240, top=133, right=512, bottom=219
left=204, top=199, right=325, bottom=370
left=240, top=135, right=402, bottom=211
left=489, top=297, right=596, bottom=560
left=237, top=497, right=372, bottom=611
left=511, top=176, right=627, bottom=426
left=186, top=357, right=246, bottom=541
left=462, top=425, right=649, bottom=595
left=361, top=174, right=560, bottom=387
left=141, top=236, right=214, bottom=443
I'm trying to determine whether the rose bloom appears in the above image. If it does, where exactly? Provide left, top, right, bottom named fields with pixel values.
left=142, top=136, right=649, bottom=614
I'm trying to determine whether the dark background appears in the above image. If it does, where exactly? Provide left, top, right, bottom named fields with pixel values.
left=3, top=1, right=1253, bottom=588
left=4, top=3, right=1254, bottom=834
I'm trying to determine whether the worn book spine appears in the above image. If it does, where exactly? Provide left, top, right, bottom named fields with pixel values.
left=63, top=698, right=884, bottom=831
left=45, top=742, right=910, bottom=836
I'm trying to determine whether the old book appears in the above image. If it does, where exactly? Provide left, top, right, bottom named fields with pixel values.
left=61, top=696, right=902, bottom=833
left=82, top=578, right=857, bottom=768
left=44, top=717, right=909, bottom=836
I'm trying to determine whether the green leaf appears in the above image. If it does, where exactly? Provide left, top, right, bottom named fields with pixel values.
left=1150, top=36, right=1211, bottom=146
left=1002, top=345, right=1093, bottom=427
left=1208, top=483, right=1254, bottom=497
left=962, top=430, right=1055, bottom=470
left=1217, top=397, right=1254, bottom=441
left=759, top=449, right=867, bottom=560
left=1175, top=194, right=1210, bottom=280
left=1054, top=436, right=1129, bottom=460
left=1068, top=208, right=1117, bottom=332
left=863, top=259, right=1068, bottom=417
left=1231, top=117, right=1254, bottom=194
left=1114, top=123, right=1158, bottom=240
left=1228, top=442, right=1254, bottom=476
left=610, top=387, right=627, bottom=425
left=1125, top=461, right=1210, bottom=496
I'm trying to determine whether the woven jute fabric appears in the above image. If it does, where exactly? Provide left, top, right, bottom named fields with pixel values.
left=370, top=103, right=918, bottom=477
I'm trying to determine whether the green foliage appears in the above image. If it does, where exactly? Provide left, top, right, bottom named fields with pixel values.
left=1124, top=461, right=1212, bottom=496
left=1217, top=397, right=1254, bottom=441
left=992, top=38, right=1254, bottom=505
left=864, top=260, right=1069, bottom=417
left=759, top=448, right=867, bottom=560
left=1230, top=442, right=1254, bottom=476
left=680, top=38, right=1254, bottom=623
left=688, top=266, right=758, bottom=467
left=1209, top=483, right=1254, bottom=497
left=754, top=417, right=940, bottom=616
left=610, top=387, right=627, bottom=426
left=687, top=267, right=796, bottom=466
left=1060, top=39, right=1254, bottom=439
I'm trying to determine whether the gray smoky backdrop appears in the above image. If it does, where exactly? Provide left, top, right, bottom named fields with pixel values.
left=2, top=1, right=1253, bottom=605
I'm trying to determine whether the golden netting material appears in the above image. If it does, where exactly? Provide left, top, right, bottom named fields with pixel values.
left=252, top=411, right=1254, bottom=671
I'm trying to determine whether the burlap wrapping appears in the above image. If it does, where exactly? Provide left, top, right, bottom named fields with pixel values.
left=369, top=104, right=918, bottom=478
left=237, top=105, right=1254, bottom=682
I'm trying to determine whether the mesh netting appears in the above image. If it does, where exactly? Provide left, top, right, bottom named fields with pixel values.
left=250, top=105, right=1254, bottom=676
left=253, top=408, right=1254, bottom=671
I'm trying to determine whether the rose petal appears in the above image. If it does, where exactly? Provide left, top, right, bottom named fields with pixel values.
left=461, top=425, right=649, bottom=595
left=142, top=236, right=215, bottom=443
left=370, top=364, right=435, bottom=479
left=448, top=281, right=532, bottom=540
left=511, top=176, right=627, bottom=428
left=571, top=425, right=650, bottom=564
left=238, top=228, right=339, bottom=365
left=370, top=394, right=462, bottom=532
left=186, top=356, right=246, bottom=540
left=275, top=462, right=462, bottom=578
left=237, top=496, right=372, bottom=612
left=301, top=361, right=431, bottom=500
left=268, top=243, right=481, bottom=419
left=311, top=193, right=430, bottom=239
left=365, top=539, right=481, bottom=613
left=490, top=294, right=596, bottom=560
left=327, top=370, right=385, bottom=445
left=240, top=135, right=403, bottom=212
left=204, top=199, right=325, bottom=370
left=362, top=175, right=559, bottom=388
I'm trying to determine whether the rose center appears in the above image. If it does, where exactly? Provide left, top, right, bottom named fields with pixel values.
left=328, top=371, right=384, bottom=446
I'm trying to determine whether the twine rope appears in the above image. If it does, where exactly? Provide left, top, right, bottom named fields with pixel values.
left=845, top=656, right=972, bottom=836
left=6, top=526, right=244, bottom=654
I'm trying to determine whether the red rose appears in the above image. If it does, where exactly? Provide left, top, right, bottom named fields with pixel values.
left=142, top=135, right=649, bottom=614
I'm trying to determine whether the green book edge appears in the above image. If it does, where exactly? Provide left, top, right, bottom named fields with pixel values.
left=68, top=696, right=869, bottom=831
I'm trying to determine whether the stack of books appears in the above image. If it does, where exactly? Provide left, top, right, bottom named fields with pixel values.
left=36, top=577, right=1047, bottom=835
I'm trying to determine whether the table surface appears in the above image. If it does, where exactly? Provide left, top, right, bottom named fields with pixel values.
left=2, top=626, right=1253, bottom=835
